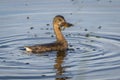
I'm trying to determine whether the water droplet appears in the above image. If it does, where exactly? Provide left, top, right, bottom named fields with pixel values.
left=46, top=24, right=50, bottom=26
left=69, top=45, right=73, bottom=47
left=41, top=75, right=46, bottom=77
left=96, top=36, right=101, bottom=38
left=3, top=60, right=6, bottom=62
left=84, top=28, right=88, bottom=31
left=93, top=49, right=96, bottom=51
left=30, top=27, right=34, bottom=30
left=70, top=13, right=72, bottom=15
left=25, top=63, right=30, bottom=65
left=85, top=33, right=90, bottom=37
left=51, top=35, right=54, bottom=37
left=109, top=0, right=112, bottom=3
left=76, top=48, right=80, bottom=49
left=27, top=16, right=30, bottom=19
left=98, top=26, right=102, bottom=29
left=97, top=0, right=100, bottom=2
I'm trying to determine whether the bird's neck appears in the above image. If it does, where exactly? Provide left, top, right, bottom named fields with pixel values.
left=53, top=24, right=66, bottom=42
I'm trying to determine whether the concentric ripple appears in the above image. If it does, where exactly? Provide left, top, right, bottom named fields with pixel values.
left=0, top=31, right=120, bottom=80
left=68, top=32, right=120, bottom=80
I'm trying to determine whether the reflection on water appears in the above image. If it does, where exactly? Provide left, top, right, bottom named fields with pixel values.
left=54, top=51, right=67, bottom=80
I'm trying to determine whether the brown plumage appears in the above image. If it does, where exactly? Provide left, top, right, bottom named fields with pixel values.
left=24, top=15, right=73, bottom=53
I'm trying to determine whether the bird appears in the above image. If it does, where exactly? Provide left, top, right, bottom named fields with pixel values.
left=24, top=15, right=73, bottom=53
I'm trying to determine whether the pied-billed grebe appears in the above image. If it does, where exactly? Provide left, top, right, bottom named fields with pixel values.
left=25, top=15, right=73, bottom=53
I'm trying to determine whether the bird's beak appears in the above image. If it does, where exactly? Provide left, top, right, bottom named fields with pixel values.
left=60, top=22, right=74, bottom=30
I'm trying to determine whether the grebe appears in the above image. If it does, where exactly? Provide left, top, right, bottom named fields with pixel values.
left=25, top=15, right=73, bottom=53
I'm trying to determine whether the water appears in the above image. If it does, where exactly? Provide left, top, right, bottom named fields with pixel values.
left=0, top=0, right=120, bottom=80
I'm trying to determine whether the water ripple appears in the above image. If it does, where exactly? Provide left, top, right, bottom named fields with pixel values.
left=0, top=29, right=120, bottom=80
left=0, top=0, right=120, bottom=79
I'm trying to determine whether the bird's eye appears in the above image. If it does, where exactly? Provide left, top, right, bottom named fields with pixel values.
left=58, top=19, right=62, bottom=21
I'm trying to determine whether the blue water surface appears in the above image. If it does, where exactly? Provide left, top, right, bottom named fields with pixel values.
left=0, top=0, right=120, bottom=80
